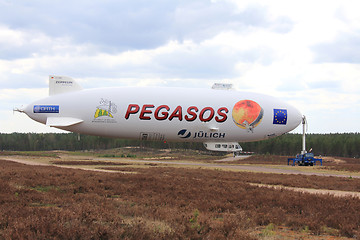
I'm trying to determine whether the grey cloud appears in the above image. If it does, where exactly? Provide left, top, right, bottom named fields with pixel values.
left=0, top=73, right=47, bottom=89
left=275, top=78, right=304, bottom=92
left=270, top=16, right=293, bottom=33
left=0, top=0, right=289, bottom=90
left=312, top=32, right=360, bottom=63
left=276, top=79, right=341, bottom=93
left=0, top=47, right=30, bottom=60
left=0, top=0, right=175, bottom=54
left=172, top=4, right=271, bottom=42
left=62, top=45, right=275, bottom=81
left=0, top=0, right=293, bottom=59
left=154, top=51, right=236, bottom=79
left=306, top=80, right=341, bottom=90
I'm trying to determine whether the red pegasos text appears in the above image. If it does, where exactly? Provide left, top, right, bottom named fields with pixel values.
left=125, top=104, right=228, bottom=123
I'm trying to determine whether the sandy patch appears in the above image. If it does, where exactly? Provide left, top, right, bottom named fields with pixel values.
left=0, top=156, right=120, bottom=173
left=322, top=156, right=346, bottom=164
left=249, top=183, right=360, bottom=198
left=214, top=155, right=251, bottom=162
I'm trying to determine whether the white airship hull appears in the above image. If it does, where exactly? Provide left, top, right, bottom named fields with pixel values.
left=22, top=77, right=302, bottom=144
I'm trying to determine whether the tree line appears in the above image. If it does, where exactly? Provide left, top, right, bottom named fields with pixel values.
left=0, top=132, right=359, bottom=158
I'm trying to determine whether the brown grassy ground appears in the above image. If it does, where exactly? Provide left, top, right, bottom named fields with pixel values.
left=228, top=154, right=360, bottom=172
left=0, top=159, right=359, bottom=239
left=322, top=157, right=360, bottom=172
left=54, top=160, right=360, bottom=192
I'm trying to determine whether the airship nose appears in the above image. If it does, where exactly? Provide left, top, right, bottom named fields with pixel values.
left=23, top=104, right=33, bottom=117
left=287, top=104, right=302, bottom=132
left=21, top=103, right=47, bottom=125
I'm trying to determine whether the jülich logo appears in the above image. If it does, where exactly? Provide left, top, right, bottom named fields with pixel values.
left=177, top=129, right=226, bottom=139
left=178, top=129, right=191, bottom=138
left=33, top=105, right=59, bottom=113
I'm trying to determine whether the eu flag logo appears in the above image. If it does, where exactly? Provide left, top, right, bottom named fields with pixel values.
left=273, top=109, right=287, bottom=125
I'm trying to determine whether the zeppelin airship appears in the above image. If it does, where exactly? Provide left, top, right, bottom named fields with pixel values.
left=17, top=76, right=302, bottom=153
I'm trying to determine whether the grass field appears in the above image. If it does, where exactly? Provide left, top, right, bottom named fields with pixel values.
left=0, top=149, right=359, bottom=239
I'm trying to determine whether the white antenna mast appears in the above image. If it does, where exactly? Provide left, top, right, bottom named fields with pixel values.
left=301, top=115, right=307, bottom=154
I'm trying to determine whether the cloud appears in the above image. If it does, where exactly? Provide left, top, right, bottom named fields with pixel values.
left=1, top=0, right=360, bottom=133
left=0, top=88, right=56, bottom=133
left=0, top=0, right=291, bottom=57
left=0, top=88, right=48, bottom=109
left=312, top=33, right=360, bottom=63
left=0, top=0, right=295, bottom=89
left=0, top=33, right=276, bottom=90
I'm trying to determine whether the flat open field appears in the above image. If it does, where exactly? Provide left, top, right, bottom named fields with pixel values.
left=1, top=148, right=359, bottom=239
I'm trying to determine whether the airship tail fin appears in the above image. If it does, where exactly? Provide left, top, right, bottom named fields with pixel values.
left=49, top=75, right=83, bottom=96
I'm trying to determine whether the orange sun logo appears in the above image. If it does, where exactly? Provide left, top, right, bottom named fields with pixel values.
left=232, top=100, right=264, bottom=132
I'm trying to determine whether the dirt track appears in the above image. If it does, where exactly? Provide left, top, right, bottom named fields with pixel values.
left=0, top=156, right=117, bottom=173
left=1, top=155, right=359, bottom=178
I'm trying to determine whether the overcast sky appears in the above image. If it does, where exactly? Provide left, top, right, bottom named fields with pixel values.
left=1, top=0, right=359, bottom=134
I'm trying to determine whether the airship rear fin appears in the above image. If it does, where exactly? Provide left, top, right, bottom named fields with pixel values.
left=49, top=75, right=83, bottom=96
left=46, top=117, right=83, bottom=127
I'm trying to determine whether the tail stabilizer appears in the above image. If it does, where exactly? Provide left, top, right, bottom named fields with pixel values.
left=46, top=117, right=83, bottom=127
left=49, top=75, right=82, bottom=95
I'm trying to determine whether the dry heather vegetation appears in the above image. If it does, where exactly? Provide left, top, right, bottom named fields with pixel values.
left=224, top=154, right=360, bottom=173
left=1, top=154, right=360, bottom=239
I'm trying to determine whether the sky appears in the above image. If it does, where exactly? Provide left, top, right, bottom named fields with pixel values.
left=1, top=0, right=359, bottom=134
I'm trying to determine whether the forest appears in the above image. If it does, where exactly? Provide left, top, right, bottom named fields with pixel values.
left=0, top=132, right=359, bottom=158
